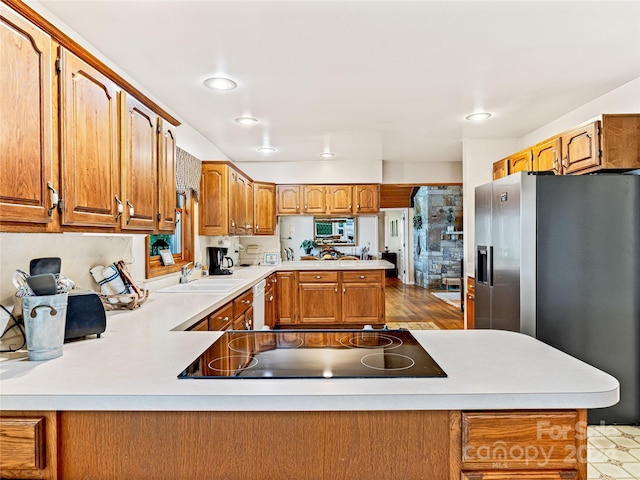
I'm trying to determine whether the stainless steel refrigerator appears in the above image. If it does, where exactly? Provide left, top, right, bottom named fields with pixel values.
left=475, top=172, right=640, bottom=425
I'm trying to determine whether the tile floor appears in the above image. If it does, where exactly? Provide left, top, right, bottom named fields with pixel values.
left=588, top=425, right=640, bottom=479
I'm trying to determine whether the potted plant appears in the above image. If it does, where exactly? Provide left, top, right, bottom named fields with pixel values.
left=446, top=208, right=455, bottom=232
left=300, top=239, right=316, bottom=255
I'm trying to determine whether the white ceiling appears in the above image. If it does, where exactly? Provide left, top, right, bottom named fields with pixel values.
left=35, top=1, right=640, bottom=165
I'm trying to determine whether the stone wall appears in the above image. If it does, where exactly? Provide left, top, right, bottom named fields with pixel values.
left=413, top=186, right=463, bottom=289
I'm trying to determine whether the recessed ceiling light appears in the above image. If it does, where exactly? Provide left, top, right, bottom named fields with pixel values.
left=257, top=146, right=276, bottom=154
left=319, top=152, right=335, bottom=159
left=203, top=77, right=237, bottom=91
left=465, top=112, right=492, bottom=121
left=234, top=116, right=259, bottom=125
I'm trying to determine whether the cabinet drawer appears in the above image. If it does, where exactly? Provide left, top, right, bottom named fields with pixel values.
left=462, top=471, right=577, bottom=480
left=0, top=416, right=46, bottom=471
left=461, top=411, right=581, bottom=470
left=299, top=271, right=339, bottom=283
left=209, top=302, right=234, bottom=331
left=342, top=270, right=382, bottom=283
left=233, top=290, right=254, bottom=317
left=187, top=318, right=209, bottom=331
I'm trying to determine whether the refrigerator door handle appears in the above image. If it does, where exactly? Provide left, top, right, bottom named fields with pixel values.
left=489, top=246, right=494, bottom=287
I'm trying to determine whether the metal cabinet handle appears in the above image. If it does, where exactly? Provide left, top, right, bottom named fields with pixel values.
left=114, top=195, right=123, bottom=220
left=562, top=156, right=569, bottom=169
left=47, top=181, right=58, bottom=217
left=359, top=275, right=366, bottom=279
left=551, top=147, right=560, bottom=174
left=342, top=288, right=346, bottom=293
left=218, top=316, right=229, bottom=322
left=126, top=200, right=134, bottom=224
left=243, top=300, right=251, bottom=304
left=315, top=275, right=321, bottom=279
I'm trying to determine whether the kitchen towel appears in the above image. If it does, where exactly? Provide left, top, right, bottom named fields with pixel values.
left=176, top=147, right=201, bottom=201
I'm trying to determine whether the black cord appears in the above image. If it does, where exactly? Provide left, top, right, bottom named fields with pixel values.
left=0, top=303, right=26, bottom=352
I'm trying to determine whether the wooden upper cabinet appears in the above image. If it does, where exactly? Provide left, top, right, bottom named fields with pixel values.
left=0, top=4, right=53, bottom=225
left=245, top=180, right=254, bottom=233
left=354, top=185, right=379, bottom=213
left=157, top=120, right=176, bottom=232
left=253, top=182, right=276, bottom=235
left=326, top=185, right=353, bottom=214
left=276, top=185, right=301, bottom=215
left=59, top=48, right=120, bottom=228
left=509, top=148, right=533, bottom=174
left=229, top=170, right=247, bottom=235
left=302, top=185, right=326, bottom=214
left=120, top=93, right=158, bottom=231
left=561, top=121, right=600, bottom=174
left=533, top=136, right=562, bottom=174
left=492, top=159, right=509, bottom=180
left=199, top=162, right=228, bottom=235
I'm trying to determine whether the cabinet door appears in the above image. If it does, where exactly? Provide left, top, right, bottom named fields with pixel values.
left=327, top=185, right=353, bottom=214
left=253, top=182, right=276, bottom=235
left=303, top=185, right=326, bottom=214
left=0, top=5, right=53, bottom=225
left=466, top=277, right=475, bottom=329
left=276, top=185, right=301, bottom=214
left=157, top=119, right=176, bottom=232
left=245, top=180, right=254, bottom=233
left=264, top=286, right=276, bottom=329
left=341, top=271, right=384, bottom=325
left=354, top=185, right=379, bottom=213
left=509, top=149, right=533, bottom=174
left=492, top=159, right=509, bottom=179
left=275, top=271, right=298, bottom=325
left=533, top=137, right=562, bottom=174
left=58, top=49, right=120, bottom=228
left=299, top=282, right=341, bottom=324
left=561, top=121, right=601, bottom=174
left=120, top=93, right=157, bottom=231
left=199, top=163, right=228, bottom=235
left=208, top=302, right=234, bottom=331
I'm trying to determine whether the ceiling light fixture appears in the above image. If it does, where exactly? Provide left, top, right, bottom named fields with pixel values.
left=465, top=112, right=492, bottom=121
left=257, top=146, right=276, bottom=154
left=234, top=116, right=259, bottom=125
left=203, top=77, right=237, bottom=91
left=319, top=152, right=335, bottom=159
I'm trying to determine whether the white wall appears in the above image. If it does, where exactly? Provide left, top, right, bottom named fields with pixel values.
left=382, top=161, right=462, bottom=184
left=520, top=77, right=640, bottom=148
left=461, top=139, right=519, bottom=276
left=235, top=159, right=382, bottom=184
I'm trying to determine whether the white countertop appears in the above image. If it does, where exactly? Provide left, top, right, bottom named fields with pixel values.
left=0, top=264, right=619, bottom=412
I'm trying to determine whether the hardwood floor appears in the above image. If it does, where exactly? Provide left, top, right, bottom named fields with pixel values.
left=384, top=278, right=464, bottom=330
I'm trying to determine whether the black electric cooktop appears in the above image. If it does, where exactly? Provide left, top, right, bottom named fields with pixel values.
left=178, top=329, right=447, bottom=379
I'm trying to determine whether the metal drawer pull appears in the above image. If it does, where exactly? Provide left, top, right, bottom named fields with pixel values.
left=315, top=275, right=321, bottom=279
left=218, top=316, right=229, bottom=322
left=359, top=275, right=365, bottom=279
left=242, top=300, right=251, bottom=304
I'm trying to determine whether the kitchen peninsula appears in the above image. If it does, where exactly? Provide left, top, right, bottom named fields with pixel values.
left=0, top=264, right=618, bottom=480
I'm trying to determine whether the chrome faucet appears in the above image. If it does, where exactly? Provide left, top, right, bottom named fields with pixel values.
left=179, top=262, right=201, bottom=283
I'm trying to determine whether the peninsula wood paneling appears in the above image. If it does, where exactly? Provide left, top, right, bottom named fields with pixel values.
left=59, top=410, right=451, bottom=480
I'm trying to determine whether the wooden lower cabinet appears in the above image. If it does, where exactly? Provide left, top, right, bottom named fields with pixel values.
left=466, top=276, right=475, bottom=329
left=0, top=409, right=585, bottom=480
left=461, top=472, right=577, bottom=480
left=456, top=410, right=586, bottom=480
left=275, top=271, right=298, bottom=325
left=276, top=270, right=385, bottom=327
left=0, top=412, right=59, bottom=480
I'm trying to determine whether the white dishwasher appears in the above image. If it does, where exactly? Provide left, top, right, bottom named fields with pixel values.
left=252, top=279, right=266, bottom=330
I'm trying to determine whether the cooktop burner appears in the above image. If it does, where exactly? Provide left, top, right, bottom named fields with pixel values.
left=178, top=329, right=447, bottom=379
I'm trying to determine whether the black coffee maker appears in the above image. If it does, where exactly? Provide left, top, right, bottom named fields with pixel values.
left=207, top=247, right=234, bottom=275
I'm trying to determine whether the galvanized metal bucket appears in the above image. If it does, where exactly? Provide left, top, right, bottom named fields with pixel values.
left=22, top=293, right=68, bottom=361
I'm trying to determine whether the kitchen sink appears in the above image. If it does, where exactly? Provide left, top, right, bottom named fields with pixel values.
left=157, top=278, right=249, bottom=294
